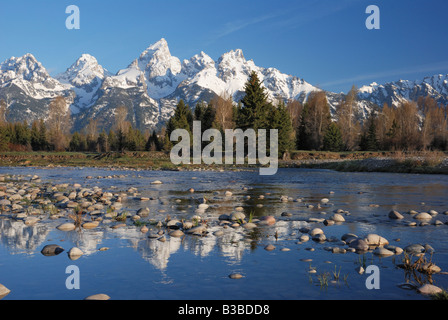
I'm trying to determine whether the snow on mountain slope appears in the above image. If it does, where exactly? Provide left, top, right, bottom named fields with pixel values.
left=56, top=54, right=110, bottom=113
left=56, top=54, right=108, bottom=87
left=1, top=38, right=448, bottom=132
left=175, top=48, right=320, bottom=106
left=359, top=74, right=448, bottom=107
left=104, top=38, right=185, bottom=100
left=0, top=53, right=70, bottom=100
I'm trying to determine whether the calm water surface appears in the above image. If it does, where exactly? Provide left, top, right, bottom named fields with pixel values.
left=1, top=167, right=448, bottom=300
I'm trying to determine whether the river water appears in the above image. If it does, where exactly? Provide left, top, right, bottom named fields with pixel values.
left=0, top=166, right=447, bottom=300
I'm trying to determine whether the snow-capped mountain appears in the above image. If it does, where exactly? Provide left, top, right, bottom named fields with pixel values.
left=55, top=54, right=110, bottom=114
left=74, top=38, right=325, bottom=132
left=0, top=53, right=74, bottom=123
left=359, top=74, right=448, bottom=107
left=0, top=53, right=69, bottom=99
left=0, top=38, right=447, bottom=132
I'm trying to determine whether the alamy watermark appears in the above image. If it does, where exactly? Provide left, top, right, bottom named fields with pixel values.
left=170, top=121, right=278, bottom=175
left=66, top=5, right=80, bottom=30
left=65, top=265, right=80, bottom=290
left=365, top=265, right=380, bottom=290
left=365, top=5, right=380, bottom=30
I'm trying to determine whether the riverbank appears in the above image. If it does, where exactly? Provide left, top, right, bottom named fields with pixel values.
left=288, top=151, right=448, bottom=175
left=0, top=151, right=447, bottom=174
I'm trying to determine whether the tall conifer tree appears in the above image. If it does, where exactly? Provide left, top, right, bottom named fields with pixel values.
left=239, top=71, right=271, bottom=131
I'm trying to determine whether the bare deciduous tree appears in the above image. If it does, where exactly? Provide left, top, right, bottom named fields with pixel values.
left=0, top=99, right=7, bottom=126
left=299, top=91, right=331, bottom=150
left=114, top=105, right=129, bottom=134
left=286, top=99, right=303, bottom=140
left=211, top=93, right=234, bottom=131
left=47, top=96, right=71, bottom=151
left=336, top=85, right=361, bottom=150
left=85, top=118, right=98, bottom=139
left=395, top=101, right=420, bottom=150
left=418, top=96, right=448, bottom=150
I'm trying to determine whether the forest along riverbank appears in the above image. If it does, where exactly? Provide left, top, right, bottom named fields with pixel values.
left=0, top=151, right=447, bottom=174
left=0, top=168, right=448, bottom=299
left=284, top=151, right=448, bottom=174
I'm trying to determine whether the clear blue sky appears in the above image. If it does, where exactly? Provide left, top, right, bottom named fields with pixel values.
left=1, top=0, right=447, bottom=93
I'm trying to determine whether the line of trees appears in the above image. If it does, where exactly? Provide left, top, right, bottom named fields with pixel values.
left=0, top=96, right=70, bottom=152
left=0, top=98, right=160, bottom=153
left=161, top=72, right=295, bottom=157
left=1, top=72, right=447, bottom=155
left=161, top=72, right=448, bottom=156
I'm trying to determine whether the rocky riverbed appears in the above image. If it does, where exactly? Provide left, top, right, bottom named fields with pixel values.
left=1, top=168, right=448, bottom=300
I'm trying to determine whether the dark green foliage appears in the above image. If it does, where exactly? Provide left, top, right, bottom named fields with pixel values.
left=238, top=71, right=271, bottom=131
left=126, top=125, right=146, bottom=151
left=360, top=111, right=379, bottom=151
left=167, top=99, right=193, bottom=135
left=146, top=130, right=161, bottom=151
left=69, top=132, right=84, bottom=151
left=194, top=101, right=215, bottom=132
left=272, top=100, right=295, bottom=156
left=323, top=122, right=344, bottom=152
left=30, top=119, right=48, bottom=151
left=0, top=126, right=9, bottom=151
left=97, top=131, right=108, bottom=152
left=297, top=92, right=331, bottom=151
left=86, top=136, right=97, bottom=152
left=38, top=119, right=48, bottom=150
left=108, top=130, right=117, bottom=151
left=116, top=128, right=127, bottom=152
left=164, top=99, right=194, bottom=150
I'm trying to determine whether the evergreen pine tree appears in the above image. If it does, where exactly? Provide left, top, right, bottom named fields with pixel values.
left=323, top=122, right=344, bottom=152
left=116, top=128, right=127, bottom=152
left=126, top=125, right=137, bottom=151
left=202, top=103, right=216, bottom=132
left=360, top=111, right=379, bottom=151
left=272, top=100, right=295, bottom=156
left=297, top=92, right=331, bottom=150
left=30, top=120, right=40, bottom=151
left=194, top=101, right=214, bottom=131
left=134, top=127, right=146, bottom=151
left=38, top=119, right=48, bottom=151
left=164, top=99, right=193, bottom=151
left=97, top=130, right=108, bottom=152
left=194, top=101, right=206, bottom=123
left=0, top=126, right=9, bottom=151
left=69, top=132, right=82, bottom=151
left=239, top=71, right=270, bottom=130
left=108, top=130, right=117, bottom=151
left=297, top=103, right=310, bottom=150
left=162, top=130, right=172, bottom=152
left=146, top=131, right=161, bottom=151
left=13, top=121, right=30, bottom=147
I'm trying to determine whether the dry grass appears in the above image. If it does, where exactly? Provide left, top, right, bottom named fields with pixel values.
left=68, top=208, right=84, bottom=230
left=396, top=252, right=439, bottom=287
left=392, top=150, right=446, bottom=167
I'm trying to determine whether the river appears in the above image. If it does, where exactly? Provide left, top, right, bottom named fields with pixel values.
left=0, top=166, right=447, bottom=300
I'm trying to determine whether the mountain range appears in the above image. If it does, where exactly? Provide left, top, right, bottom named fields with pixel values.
left=1, top=38, right=447, bottom=133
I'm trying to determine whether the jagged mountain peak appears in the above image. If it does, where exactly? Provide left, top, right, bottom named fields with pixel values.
left=217, top=48, right=247, bottom=67
left=358, top=73, right=448, bottom=107
left=0, top=53, right=50, bottom=83
left=137, top=38, right=181, bottom=79
left=221, top=48, right=245, bottom=59
left=5, top=53, right=39, bottom=65
left=56, top=53, right=108, bottom=87
left=0, top=53, right=71, bottom=102
left=1, top=41, right=448, bottom=133
left=182, top=51, right=215, bottom=77
left=141, top=38, right=169, bottom=55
